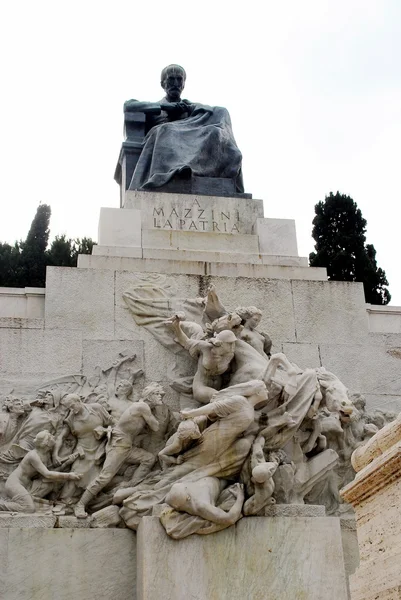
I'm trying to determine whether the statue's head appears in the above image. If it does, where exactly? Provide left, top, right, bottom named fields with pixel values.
left=2, top=396, right=25, bottom=415
left=34, top=430, right=56, bottom=450
left=160, top=64, right=186, bottom=101
left=210, top=330, right=237, bottom=348
left=235, top=306, right=262, bottom=328
left=116, top=379, right=133, bottom=399
left=142, top=382, right=165, bottom=407
left=61, top=393, right=82, bottom=415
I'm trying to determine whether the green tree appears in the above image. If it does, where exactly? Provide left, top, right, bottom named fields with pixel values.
left=0, top=205, right=96, bottom=287
left=19, top=204, right=51, bottom=287
left=46, top=235, right=96, bottom=267
left=309, top=192, right=390, bottom=305
left=0, top=242, right=22, bottom=286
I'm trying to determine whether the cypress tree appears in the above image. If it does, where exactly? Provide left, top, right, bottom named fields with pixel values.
left=309, top=192, right=390, bottom=305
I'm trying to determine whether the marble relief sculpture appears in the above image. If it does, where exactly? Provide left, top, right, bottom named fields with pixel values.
left=0, top=285, right=395, bottom=538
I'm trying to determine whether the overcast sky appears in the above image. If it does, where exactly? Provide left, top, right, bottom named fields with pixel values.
left=0, top=1, right=400, bottom=302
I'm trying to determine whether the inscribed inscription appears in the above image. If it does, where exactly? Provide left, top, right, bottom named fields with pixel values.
left=152, top=198, right=241, bottom=233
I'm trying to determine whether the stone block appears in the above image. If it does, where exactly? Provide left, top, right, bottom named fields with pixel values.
left=341, top=433, right=401, bottom=599
left=77, top=254, right=327, bottom=281
left=340, top=517, right=359, bottom=586
left=291, top=280, right=369, bottom=344
left=123, top=190, right=264, bottom=234
left=367, top=304, right=401, bottom=333
left=45, top=267, right=115, bottom=339
left=363, top=394, right=401, bottom=415
left=137, top=516, right=348, bottom=600
left=256, top=217, right=299, bottom=256
left=0, top=528, right=136, bottom=600
left=0, top=287, right=45, bottom=319
left=92, top=245, right=143, bottom=258
left=0, top=317, right=44, bottom=329
left=319, top=342, right=401, bottom=397
left=261, top=254, right=309, bottom=267
left=142, top=229, right=260, bottom=253
left=0, top=328, right=82, bottom=375
left=142, top=247, right=262, bottom=264
left=263, top=503, right=325, bottom=517
left=282, top=342, right=321, bottom=369
left=98, top=206, right=142, bottom=247
left=57, top=516, right=92, bottom=528
left=0, top=513, right=57, bottom=528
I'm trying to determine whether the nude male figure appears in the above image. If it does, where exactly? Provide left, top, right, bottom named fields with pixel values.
left=167, top=315, right=237, bottom=404
left=74, top=383, right=163, bottom=518
left=165, top=477, right=245, bottom=535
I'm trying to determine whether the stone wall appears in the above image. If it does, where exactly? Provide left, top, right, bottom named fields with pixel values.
left=1, top=268, right=401, bottom=414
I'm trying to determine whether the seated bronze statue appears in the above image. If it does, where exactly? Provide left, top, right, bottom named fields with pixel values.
left=120, top=64, right=245, bottom=196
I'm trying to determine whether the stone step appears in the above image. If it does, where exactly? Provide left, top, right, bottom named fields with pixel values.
left=92, top=244, right=308, bottom=267
left=78, top=253, right=327, bottom=280
left=142, top=229, right=260, bottom=253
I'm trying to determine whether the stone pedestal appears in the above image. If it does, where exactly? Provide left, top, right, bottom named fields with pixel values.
left=136, top=516, right=348, bottom=600
left=0, top=528, right=136, bottom=600
left=341, top=420, right=401, bottom=600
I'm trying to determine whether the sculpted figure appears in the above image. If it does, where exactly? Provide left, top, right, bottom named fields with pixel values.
left=167, top=314, right=237, bottom=404
left=243, top=435, right=278, bottom=516
left=0, top=390, right=62, bottom=466
left=74, top=383, right=163, bottom=518
left=158, top=418, right=203, bottom=469
left=0, top=397, right=26, bottom=451
left=53, top=394, right=114, bottom=506
left=163, top=478, right=245, bottom=539
left=116, top=380, right=268, bottom=525
left=102, top=354, right=143, bottom=420
left=0, top=431, right=81, bottom=513
left=124, top=65, right=244, bottom=192
left=235, top=306, right=272, bottom=359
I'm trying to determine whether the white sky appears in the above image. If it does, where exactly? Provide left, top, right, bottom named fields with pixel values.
left=0, top=1, right=400, bottom=302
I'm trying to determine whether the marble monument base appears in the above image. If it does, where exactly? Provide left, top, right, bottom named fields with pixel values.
left=0, top=528, right=136, bottom=600
left=137, top=516, right=348, bottom=600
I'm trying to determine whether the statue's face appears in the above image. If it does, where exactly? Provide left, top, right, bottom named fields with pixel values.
left=116, top=381, right=133, bottom=397
left=147, top=388, right=164, bottom=407
left=63, top=395, right=81, bottom=414
left=10, top=399, right=25, bottom=415
left=247, top=313, right=262, bottom=329
left=162, top=69, right=185, bottom=101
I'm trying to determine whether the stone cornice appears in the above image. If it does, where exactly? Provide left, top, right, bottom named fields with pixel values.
left=341, top=441, right=401, bottom=505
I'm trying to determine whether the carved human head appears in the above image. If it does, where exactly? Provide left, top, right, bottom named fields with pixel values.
left=116, top=379, right=133, bottom=398
left=2, top=396, right=25, bottom=415
left=210, top=330, right=237, bottom=348
left=34, top=430, right=56, bottom=450
left=235, top=306, right=262, bottom=328
left=252, top=461, right=278, bottom=484
left=142, top=382, right=165, bottom=407
left=160, top=64, right=186, bottom=101
left=177, top=419, right=201, bottom=441
left=211, top=312, right=242, bottom=334
left=61, top=393, right=82, bottom=415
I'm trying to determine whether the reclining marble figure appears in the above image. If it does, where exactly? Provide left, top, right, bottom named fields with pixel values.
left=123, top=64, right=244, bottom=193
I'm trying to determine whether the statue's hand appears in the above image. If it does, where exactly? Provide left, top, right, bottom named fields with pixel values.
left=180, top=408, right=194, bottom=420
left=160, top=102, right=188, bottom=115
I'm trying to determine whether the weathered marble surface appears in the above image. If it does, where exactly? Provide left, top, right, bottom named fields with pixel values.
left=341, top=415, right=401, bottom=600
left=137, top=516, right=348, bottom=600
left=123, top=191, right=263, bottom=234
left=0, top=528, right=136, bottom=600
